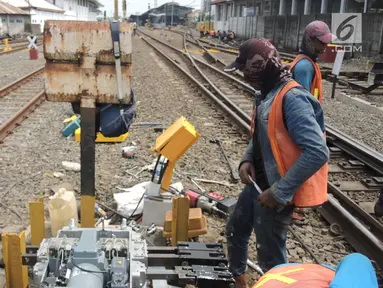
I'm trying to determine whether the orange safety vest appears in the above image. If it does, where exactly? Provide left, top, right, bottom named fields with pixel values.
left=268, top=80, right=328, bottom=207
left=252, top=264, right=335, bottom=288
left=200, top=23, right=205, bottom=32
left=290, top=54, right=323, bottom=104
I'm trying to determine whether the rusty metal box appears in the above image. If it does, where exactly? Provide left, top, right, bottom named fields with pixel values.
left=43, top=21, right=133, bottom=104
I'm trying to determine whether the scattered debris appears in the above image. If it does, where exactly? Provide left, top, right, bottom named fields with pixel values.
left=122, top=146, right=137, bottom=158
left=53, top=172, right=65, bottom=178
left=62, top=161, right=81, bottom=172
left=359, top=201, right=376, bottom=214
left=193, top=178, right=234, bottom=187
left=170, top=182, right=184, bottom=194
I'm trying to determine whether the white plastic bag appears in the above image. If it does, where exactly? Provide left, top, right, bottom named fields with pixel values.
left=114, top=182, right=149, bottom=217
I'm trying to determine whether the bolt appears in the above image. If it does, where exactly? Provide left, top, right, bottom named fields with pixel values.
left=69, top=218, right=75, bottom=230
left=121, top=218, right=127, bottom=230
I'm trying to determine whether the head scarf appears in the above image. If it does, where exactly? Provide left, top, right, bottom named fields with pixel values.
left=242, top=38, right=291, bottom=95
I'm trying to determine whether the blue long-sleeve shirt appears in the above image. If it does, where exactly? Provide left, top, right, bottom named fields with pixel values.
left=240, top=82, right=329, bottom=204
left=292, top=58, right=315, bottom=92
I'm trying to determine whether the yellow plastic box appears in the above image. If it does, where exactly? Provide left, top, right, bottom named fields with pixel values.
left=163, top=208, right=208, bottom=239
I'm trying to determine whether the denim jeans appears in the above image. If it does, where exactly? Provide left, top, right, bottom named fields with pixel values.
left=226, top=184, right=294, bottom=277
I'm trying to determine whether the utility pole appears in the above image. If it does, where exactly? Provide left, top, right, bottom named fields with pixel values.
left=171, top=1, right=174, bottom=26
left=104, top=10, right=106, bottom=20
left=200, top=0, right=204, bottom=22
left=114, top=0, right=118, bottom=20
left=123, top=0, right=127, bottom=20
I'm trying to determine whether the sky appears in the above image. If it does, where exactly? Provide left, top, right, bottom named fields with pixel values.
left=100, top=0, right=201, bottom=17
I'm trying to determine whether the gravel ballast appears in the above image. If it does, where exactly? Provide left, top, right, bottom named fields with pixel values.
left=0, top=49, right=45, bottom=88
left=0, top=33, right=376, bottom=285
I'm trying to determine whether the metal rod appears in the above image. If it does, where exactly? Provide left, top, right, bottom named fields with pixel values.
left=364, top=0, right=369, bottom=13
left=171, top=0, right=174, bottom=27
left=114, top=0, right=118, bottom=20
left=80, top=98, right=96, bottom=228
left=331, top=75, right=337, bottom=99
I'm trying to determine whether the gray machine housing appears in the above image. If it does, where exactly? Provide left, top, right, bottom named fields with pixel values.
left=30, top=224, right=147, bottom=288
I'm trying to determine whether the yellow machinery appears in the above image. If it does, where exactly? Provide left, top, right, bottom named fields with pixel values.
left=150, top=116, right=200, bottom=193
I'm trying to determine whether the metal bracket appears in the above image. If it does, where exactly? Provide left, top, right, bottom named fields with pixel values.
left=147, top=242, right=228, bottom=267
left=111, top=21, right=124, bottom=103
left=147, top=265, right=235, bottom=288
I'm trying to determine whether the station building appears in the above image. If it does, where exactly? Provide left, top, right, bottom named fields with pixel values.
left=132, top=2, right=193, bottom=27
left=208, top=0, right=383, bottom=55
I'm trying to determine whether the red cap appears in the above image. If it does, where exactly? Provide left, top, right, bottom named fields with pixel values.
left=305, top=21, right=336, bottom=44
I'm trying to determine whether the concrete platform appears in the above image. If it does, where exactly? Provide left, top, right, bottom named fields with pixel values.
left=337, top=91, right=383, bottom=115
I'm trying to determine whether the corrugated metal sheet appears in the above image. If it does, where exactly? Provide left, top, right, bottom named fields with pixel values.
left=210, top=0, right=229, bottom=5
left=0, top=1, right=28, bottom=15
left=9, top=0, right=64, bottom=13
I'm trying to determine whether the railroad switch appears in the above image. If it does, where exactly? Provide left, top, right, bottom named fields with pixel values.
left=43, top=20, right=134, bottom=227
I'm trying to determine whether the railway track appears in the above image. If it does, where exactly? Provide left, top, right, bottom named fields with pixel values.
left=168, top=28, right=383, bottom=100
left=0, top=42, right=43, bottom=56
left=0, top=67, right=45, bottom=143
left=138, top=28, right=383, bottom=279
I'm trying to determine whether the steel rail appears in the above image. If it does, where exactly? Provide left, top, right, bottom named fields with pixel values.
left=138, top=29, right=383, bottom=271
left=0, top=91, right=45, bottom=143
left=0, top=36, right=43, bottom=46
left=319, top=195, right=383, bottom=270
left=182, top=35, right=252, bottom=125
left=0, top=67, right=44, bottom=99
left=0, top=43, right=43, bottom=56
left=138, top=33, right=250, bottom=132
left=139, top=30, right=256, bottom=96
left=326, top=124, right=383, bottom=175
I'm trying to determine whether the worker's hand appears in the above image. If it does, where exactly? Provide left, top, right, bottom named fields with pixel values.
left=258, top=189, right=279, bottom=209
left=239, top=162, right=256, bottom=185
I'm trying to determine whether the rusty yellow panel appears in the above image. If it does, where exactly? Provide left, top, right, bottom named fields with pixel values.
left=3, top=232, right=28, bottom=288
left=44, top=21, right=133, bottom=64
left=44, top=62, right=132, bottom=104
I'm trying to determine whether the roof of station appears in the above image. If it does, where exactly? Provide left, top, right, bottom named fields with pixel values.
left=9, top=0, right=66, bottom=12
left=0, top=1, right=29, bottom=14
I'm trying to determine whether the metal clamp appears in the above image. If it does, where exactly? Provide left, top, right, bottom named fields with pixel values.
left=111, top=21, right=124, bottom=104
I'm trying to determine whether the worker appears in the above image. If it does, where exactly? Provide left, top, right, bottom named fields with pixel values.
left=224, top=39, right=329, bottom=288
left=290, top=20, right=335, bottom=103
left=252, top=253, right=378, bottom=288
left=374, top=188, right=383, bottom=216
left=133, top=22, right=137, bottom=36
left=199, top=22, right=205, bottom=38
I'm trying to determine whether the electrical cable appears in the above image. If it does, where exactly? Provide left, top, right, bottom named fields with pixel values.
left=71, top=261, right=108, bottom=274
left=126, top=191, right=145, bottom=222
